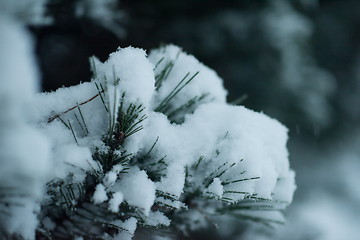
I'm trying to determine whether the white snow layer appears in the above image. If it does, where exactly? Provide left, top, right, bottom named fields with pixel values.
left=109, top=192, right=124, bottom=213
left=206, top=178, right=224, bottom=198
left=144, top=211, right=171, bottom=227
left=0, top=16, right=51, bottom=240
left=140, top=103, right=295, bottom=203
left=111, top=167, right=156, bottom=216
left=2, top=43, right=296, bottom=239
left=91, top=47, right=155, bottom=108
left=93, top=184, right=108, bottom=204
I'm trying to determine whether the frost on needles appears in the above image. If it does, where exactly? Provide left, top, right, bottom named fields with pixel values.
left=1, top=44, right=296, bottom=240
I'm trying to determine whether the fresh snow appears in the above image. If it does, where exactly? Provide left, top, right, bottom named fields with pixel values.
left=1, top=39, right=295, bottom=239
left=91, top=47, right=155, bottom=108
left=144, top=211, right=171, bottom=227
left=93, top=184, right=108, bottom=204
left=108, top=192, right=124, bottom=213
left=206, top=178, right=224, bottom=198
left=0, top=14, right=50, bottom=240
left=111, top=167, right=156, bottom=216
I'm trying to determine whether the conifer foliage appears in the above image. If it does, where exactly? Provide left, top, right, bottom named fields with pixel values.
left=0, top=1, right=295, bottom=240
left=4, top=45, right=294, bottom=240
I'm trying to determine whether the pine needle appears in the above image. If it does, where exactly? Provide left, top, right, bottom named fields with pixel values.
left=68, top=120, right=79, bottom=145
left=77, top=105, right=89, bottom=135
left=222, top=177, right=260, bottom=186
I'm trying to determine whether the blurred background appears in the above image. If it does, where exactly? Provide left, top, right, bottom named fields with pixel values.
left=31, top=0, right=360, bottom=239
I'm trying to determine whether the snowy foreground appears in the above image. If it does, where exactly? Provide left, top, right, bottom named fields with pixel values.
left=0, top=10, right=295, bottom=240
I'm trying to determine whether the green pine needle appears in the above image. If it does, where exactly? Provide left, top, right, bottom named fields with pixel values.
left=155, top=71, right=199, bottom=113
left=222, top=177, right=260, bottom=186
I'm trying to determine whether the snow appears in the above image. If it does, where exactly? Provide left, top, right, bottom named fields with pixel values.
left=109, top=192, right=124, bottom=213
left=103, top=170, right=119, bottom=188
left=92, top=47, right=155, bottom=108
left=53, top=144, right=97, bottom=182
left=272, top=169, right=296, bottom=203
left=0, top=16, right=39, bottom=104
left=144, top=211, right=171, bottom=227
left=206, top=178, right=224, bottom=198
left=139, top=102, right=294, bottom=203
left=0, top=14, right=51, bottom=240
left=31, top=82, right=107, bottom=184
left=32, top=81, right=108, bottom=138
left=113, top=217, right=138, bottom=240
left=111, top=167, right=156, bottom=216
left=156, top=163, right=185, bottom=198
left=93, top=184, right=108, bottom=204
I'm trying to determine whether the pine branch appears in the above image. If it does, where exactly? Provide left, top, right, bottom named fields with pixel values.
left=37, top=46, right=294, bottom=240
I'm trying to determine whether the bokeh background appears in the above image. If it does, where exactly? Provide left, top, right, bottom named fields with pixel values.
left=31, top=0, right=360, bottom=239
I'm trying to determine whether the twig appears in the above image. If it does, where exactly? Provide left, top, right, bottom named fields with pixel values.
left=47, top=90, right=104, bottom=123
